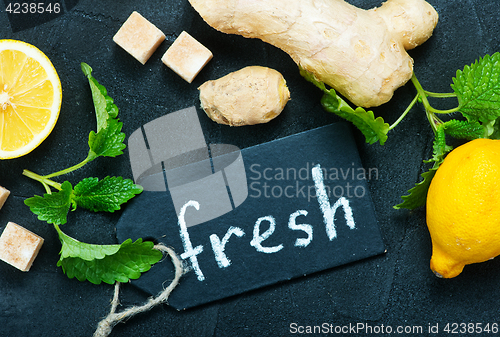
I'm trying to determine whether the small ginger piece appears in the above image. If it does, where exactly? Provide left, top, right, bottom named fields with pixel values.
left=199, top=66, right=290, bottom=126
left=0, top=222, right=44, bottom=272
left=113, top=11, right=166, bottom=65
left=162, top=31, right=213, bottom=83
left=188, top=0, right=439, bottom=108
left=0, top=185, right=10, bottom=210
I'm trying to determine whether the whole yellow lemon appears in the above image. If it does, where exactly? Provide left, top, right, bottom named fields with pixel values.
left=426, top=138, right=500, bottom=278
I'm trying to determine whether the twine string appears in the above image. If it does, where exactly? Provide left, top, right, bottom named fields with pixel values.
left=93, top=244, right=185, bottom=337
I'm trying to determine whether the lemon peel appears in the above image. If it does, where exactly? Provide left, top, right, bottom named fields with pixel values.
left=426, top=138, right=500, bottom=278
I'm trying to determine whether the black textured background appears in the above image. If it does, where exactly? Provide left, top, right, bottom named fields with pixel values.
left=1, top=1, right=500, bottom=336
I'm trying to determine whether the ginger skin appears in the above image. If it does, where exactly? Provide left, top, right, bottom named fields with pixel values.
left=199, top=66, right=290, bottom=126
left=188, top=0, right=438, bottom=108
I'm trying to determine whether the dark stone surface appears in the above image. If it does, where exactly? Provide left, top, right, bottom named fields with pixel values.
left=0, top=1, right=499, bottom=336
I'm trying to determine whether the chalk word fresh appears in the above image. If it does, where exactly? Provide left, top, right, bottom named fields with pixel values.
left=178, top=164, right=357, bottom=281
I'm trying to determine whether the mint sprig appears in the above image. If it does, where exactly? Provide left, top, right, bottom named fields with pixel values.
left=395, top=54, right=500, bottom=209
left=82, top=63, right=126, bottom=159
left=23, top=63, right=155, bottom=284
left=304, top=53, right=500, bottom=210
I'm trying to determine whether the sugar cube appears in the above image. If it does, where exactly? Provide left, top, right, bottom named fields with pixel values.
left=0, top=222, right=44, bottom=272
left=113, top=11, right=166, bottom=65
left=162, top=31, right=213, bottom=83
left=0, top=185, right=10, bottom=209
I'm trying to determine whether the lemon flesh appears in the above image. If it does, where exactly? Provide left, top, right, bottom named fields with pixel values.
left=0, top=40, right=62, bottom=159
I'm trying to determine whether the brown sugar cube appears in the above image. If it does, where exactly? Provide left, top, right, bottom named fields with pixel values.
left=0, top=222, right=44, bottom=272
left=161, top=31, right=213, bottom=83
left=113, top=11, right=166, bottom=65
left=0, top=185, right=10, bottom=209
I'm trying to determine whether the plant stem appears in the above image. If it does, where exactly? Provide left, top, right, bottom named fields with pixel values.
left=23, top=169, right=62, bottom=193
left=424, top=90, right=457, bottom=98
left=426, top=105, right=461, bottom=115
left=410, top=74, right=438, bottom=134
left=43, top=153, right=94, bottom=179
left=389, top=93, right=420, bottom=130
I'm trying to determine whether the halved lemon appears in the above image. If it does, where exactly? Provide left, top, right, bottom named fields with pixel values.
left=0, top=39, right=62, bottom=159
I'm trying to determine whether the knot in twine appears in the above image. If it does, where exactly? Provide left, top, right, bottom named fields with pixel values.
left=93, top=244, right=185, bottom=337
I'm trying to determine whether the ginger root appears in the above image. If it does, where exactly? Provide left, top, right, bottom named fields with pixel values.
left=188, top=0, right=438, bottom=108
left=198, top=66, right=290, bottom=126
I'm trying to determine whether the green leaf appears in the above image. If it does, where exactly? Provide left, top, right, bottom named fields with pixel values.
left=442, top=119, right=485, bottom=140
left=451, top=53, right=500, bottom=123
left=424, top=125, right=452, bottom=164
left=74, top=176, right=143, bottom=212
left=88, top=117, right=126, bottom=158
left=81, top=63, right=125, bottom=159
left=394, top=166, right=438, bottom=210
left=300, top=67, right=389, bottom=145
left=396, top=125, right=451, bottom=210
left=24, top=181, right=75, bottom=225
left=58, top=229, right=121, bottom=260
left=56, top=228, right=162, bottom=284
left=81, top=63, right=119, bottom=131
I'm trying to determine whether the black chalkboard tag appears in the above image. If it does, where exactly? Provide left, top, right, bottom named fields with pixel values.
left=116, top=121, right=385, bottom=310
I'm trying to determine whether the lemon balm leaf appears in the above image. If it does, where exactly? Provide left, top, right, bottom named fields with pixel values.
left=81, top=63, right=107, bottom=132
left=397, top=126, right=450, bottom=210
left=321, top=95, right=389, bottom=145
left=57, top=227, right=121, bottom=260
left=394, top=166, right=438, bottom=210
left=81, top=63, right=126, bottom=159
left=88, top=117, right=126, bottom=158
left=424, top=125, right=452, bottom=164
left=452, top=53, right=500, bottom=123
left=56, top=228, right=162, bottom=284
left=24, top=181, right=75, bottom=225
left=442, top=119, right=485, bottom=140
left=73, top=176, right=143, bottom=212
left=300, top=67, right=389, bottom=145
left=81, top=63, right=119, bottom=131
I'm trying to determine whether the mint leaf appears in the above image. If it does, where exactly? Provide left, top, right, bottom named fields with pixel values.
left=394, top=166, right=437, bottom=210
left=88, top=117, right=126, bottom=158
left=300, top=68, right=389, bottom=145
left=58, top=229, right=121, bottom=260
left=322, top=96, right=389, bottom=145
left=82, top=63, right=126, bottom=159
left=24, top=181, right=75, bottom=225
left=452, top=53, right=500, bottom=123
left=81, top=63, right=119, bottom=131
left=424, top=125, right=452, bottom=164
left=442, top=119, right=485, bottom=140
left=74, top=176, right=143, bottom=212
left=396, top=125, right=451, bottom=210
left=56, top=229, right=162, bottom=284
